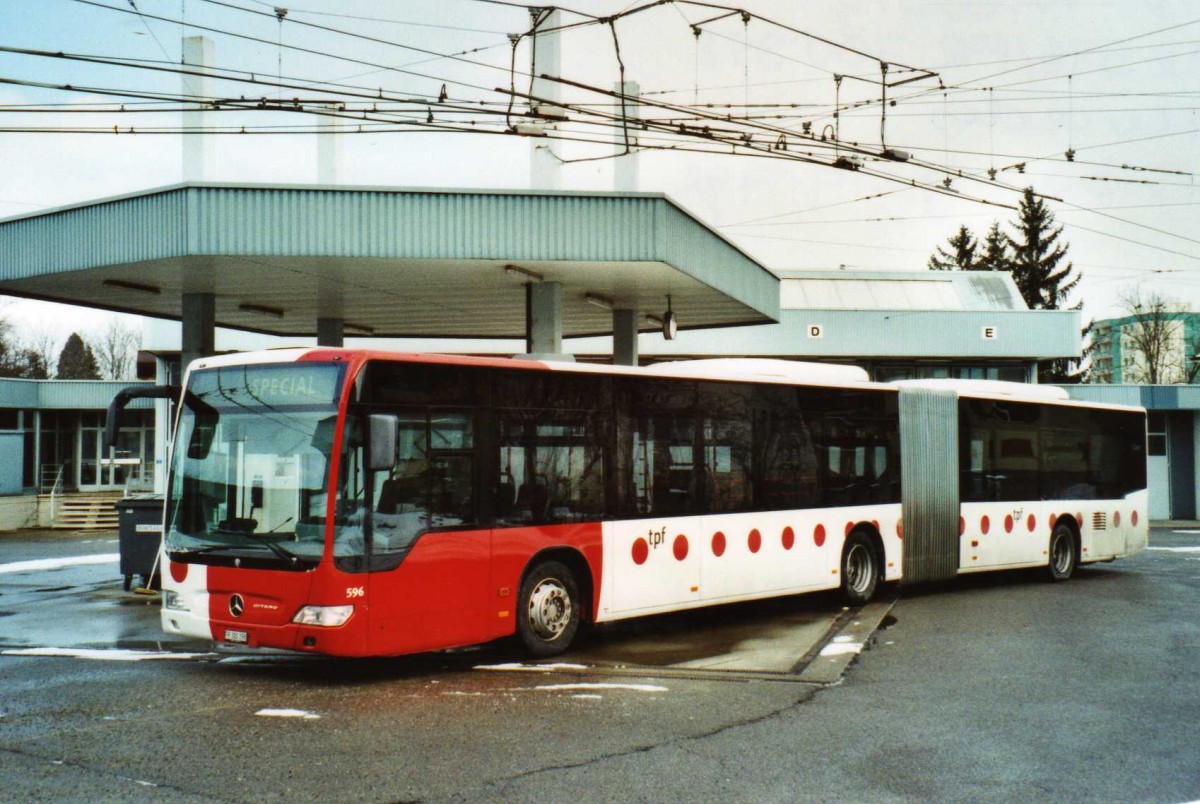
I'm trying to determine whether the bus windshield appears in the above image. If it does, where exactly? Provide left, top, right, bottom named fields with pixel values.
left=165, top=362, right=344, bottom=569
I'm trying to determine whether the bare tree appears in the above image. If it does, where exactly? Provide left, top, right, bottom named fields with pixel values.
left=21, top=328, right=59, bottom=377
left=92, top=319, right=141, bottom=380
left=1115, top=288, right=1191, bottom=385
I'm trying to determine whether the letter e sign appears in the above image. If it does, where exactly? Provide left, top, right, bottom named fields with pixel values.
left=982, top=326, right=997, bottom=340
left=808, top=324, right=824, bottom=339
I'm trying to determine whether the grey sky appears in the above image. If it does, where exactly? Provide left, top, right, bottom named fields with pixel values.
left=2, top=0, right=1198, bottom=349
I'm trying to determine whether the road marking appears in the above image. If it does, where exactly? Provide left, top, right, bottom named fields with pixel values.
left=0, top=554, right=118, bottom=574
left=1148, top=546, right=1200, bottom=553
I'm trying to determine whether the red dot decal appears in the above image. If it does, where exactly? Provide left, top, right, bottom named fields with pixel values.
left=1004, top=515, right=1014, bottom=534
left=959, top=516, right=965, bottom=536
left=1114, top=511, right=1121, bottom=527
left=632, top=538, right=649, bottom=565
left=814, top=524, right=827, bottom=547
left=748, top=529, right=762, bottom=554
left=169, top=560, right=188, bottom=584
left=782, top=526, right=795, bottom=550
left=673, top=534, right=689, bottom=561
left=844, top=522, right=855, bottom=538
left=711, top=531, right=726, bottom=557
left=1132, top=510, right=1139, bottom=527
left=1050, top=513, right=1058, bottom=529
left=897, top=520, right=904, bottom=540
left=871, top=520, right=880, bottom=531
left=1027, top=514, right=1036, bottom=532
left=1076, top=513, right=1083, bottom=526
left=981, top=515, right=991, bottom=535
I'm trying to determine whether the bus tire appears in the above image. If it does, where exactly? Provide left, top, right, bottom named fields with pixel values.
left=517, top=560, right=580, bottom=657
left=840, top=531, right=879, bottom=605
left=1046, top=522, right=1077, bottom=582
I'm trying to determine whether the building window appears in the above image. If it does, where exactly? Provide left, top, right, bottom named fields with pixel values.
left=1148, top=413, right=1167, bottom=457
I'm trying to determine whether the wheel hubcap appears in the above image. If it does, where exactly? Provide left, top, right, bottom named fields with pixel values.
left=846, top=544, right=872, bottom=593
left=527, top=579, right=571, bottom=641
left=1052, top=533, right=1071, bottom=573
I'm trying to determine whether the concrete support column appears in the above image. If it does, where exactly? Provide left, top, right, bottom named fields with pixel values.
left=181, top=292, right=216, bottom=372
left=613, top=308, right=639, bottom=366
left=526, top=281, right=563, bottom=355
left=182, top=36, right=214, bottom=182
left=529, top=9, right=562, bottom=191
left=317, top=117, right=340, bottom=184
left=31, top=410, right=41, bottom=492
left=317, top=317, right=345, bottom=347
left=613, top=80, right=641, bottom=192
left=153, top=357, right=170, bottom=495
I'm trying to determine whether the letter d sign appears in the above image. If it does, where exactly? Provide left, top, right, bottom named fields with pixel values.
left=808, top=324, right=824, bottom=339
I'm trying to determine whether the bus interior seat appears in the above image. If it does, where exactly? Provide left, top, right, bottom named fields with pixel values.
left=376, top=478, right=399, bottom=515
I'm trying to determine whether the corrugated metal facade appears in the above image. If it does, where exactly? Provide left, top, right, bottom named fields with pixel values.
left=899, top=387, right=962, bottom=583
left=0, top=379, right=152, bottom=410
left=618, top=308, right=1080, bottom=359
left=1064, top=385, right=1200, bottom=409
left=0, top=184, right=778, bottom=320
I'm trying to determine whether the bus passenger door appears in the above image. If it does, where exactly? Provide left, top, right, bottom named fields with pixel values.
left=608, top=415, right=702, bottom=616
left=365, top=410, right=491, bottom=654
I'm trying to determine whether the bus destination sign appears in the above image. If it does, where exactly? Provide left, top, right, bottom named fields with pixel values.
left=192, top=364, right=342, bottom=407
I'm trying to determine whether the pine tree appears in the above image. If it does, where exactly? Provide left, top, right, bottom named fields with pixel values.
left=1007, top=188, right=1084, bottom=382
left=975, top=222, right=1011, bottom=273
left=928, top=225, right=978, bottom=271
left=1008, top=188, right=1080, bottom=311
left=56, top=332, right=101, bottom=379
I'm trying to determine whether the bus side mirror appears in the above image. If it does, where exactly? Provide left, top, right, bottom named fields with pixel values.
left=368, top=414, right=398, bottom=472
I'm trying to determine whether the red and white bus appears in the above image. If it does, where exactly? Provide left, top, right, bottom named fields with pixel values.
left=126, top=349, right=1146, bottom=658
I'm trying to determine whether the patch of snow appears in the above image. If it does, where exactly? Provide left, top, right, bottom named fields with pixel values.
left=533, top=683, right=667, bottom=693
left=255, top=708, right=320, bottom=720
left=571, top=694, right=604, bottom=700
left=0, top=554, right=119, bottom=575
left=2, top=647, right=213, bottom=662
left=819, top=641, right=864, bottom=657
left=1148, top=546, right=1200, bottom=553
left=474, top=662, right=589, bottom=672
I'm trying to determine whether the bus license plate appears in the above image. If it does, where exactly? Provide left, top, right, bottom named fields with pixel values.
left=224, top=629, right=248, bottom=644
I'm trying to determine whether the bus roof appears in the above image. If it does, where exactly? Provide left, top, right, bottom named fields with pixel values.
left=191, top=350, right=1143, bottom=413
left=194, top=349, right=880, bottom=391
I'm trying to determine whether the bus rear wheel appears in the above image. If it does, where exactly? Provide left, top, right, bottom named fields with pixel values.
left=840, top=531, right=879, bottom=605
left=1046, top=522, right=1077, bottom=582
left=517, top=560, right=581, bottom=657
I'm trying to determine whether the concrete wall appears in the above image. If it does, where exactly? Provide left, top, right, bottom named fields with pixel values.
left=0, top=495, right=38, bottom=531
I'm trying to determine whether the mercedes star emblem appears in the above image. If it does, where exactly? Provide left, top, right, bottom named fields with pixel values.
left=229, top=594, right=245, bottom=618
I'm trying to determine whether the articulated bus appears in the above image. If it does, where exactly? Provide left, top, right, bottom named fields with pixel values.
left=113, top=349, right=1147, bottom=658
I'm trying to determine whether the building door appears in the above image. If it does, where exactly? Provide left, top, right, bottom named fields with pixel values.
left=1148, top=413, right=1170, bottom=520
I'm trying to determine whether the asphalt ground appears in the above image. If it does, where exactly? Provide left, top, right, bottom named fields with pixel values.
left=0, top=526, right=1196, bottom=802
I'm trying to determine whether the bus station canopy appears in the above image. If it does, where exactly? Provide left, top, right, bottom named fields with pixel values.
left=0, top=183, right=778, bottom=339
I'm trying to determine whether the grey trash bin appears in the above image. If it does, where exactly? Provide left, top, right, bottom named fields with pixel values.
left=116, top=495, right=164, bottom=591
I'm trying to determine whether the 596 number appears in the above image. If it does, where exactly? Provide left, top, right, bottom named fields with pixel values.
left=346, top=586, right=365, bottom=599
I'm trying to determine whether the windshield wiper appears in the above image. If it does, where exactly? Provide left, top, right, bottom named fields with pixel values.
left=211, top=527, right=303, bottom=564
left=172, top=528, right=304, bottom=565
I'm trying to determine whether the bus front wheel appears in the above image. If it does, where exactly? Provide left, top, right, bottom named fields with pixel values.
left=840, top=531, right=879, bottom=605
left=517, top=560, right=580, bottom=657
left=1046, top=522, right=1077, bottom=581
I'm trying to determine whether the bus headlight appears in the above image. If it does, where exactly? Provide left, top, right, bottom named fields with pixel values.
left=292, top=605, right=354, bottom=627
left=163, top=590, right=189, bottom=612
